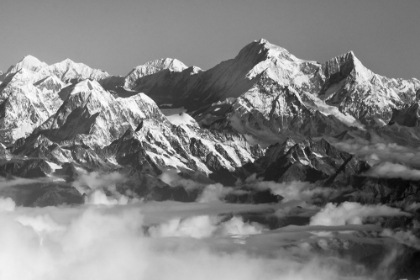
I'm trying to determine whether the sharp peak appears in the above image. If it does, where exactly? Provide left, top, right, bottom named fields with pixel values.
left=327, top=49, right=372, bottom=78
left=342, top=50, right=360, bottom=60
left=332, top=50, right=363, bottom=64
left=236, top=38, right=291, bottom=60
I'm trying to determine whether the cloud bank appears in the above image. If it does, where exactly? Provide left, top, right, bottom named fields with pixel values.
left=245, top=175, right=333, bottom=202
left=148, top=215, right=264, bottom=238
left=310, top=202, right=410, bottom=226
left=0, top=197, right=382, bottom=280
left=364, top=162, right=420, bottom=181
left=334, top=141, right=420, bottom=169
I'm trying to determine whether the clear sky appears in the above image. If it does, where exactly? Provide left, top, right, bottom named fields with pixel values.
left=1, top=0, right=419, bottom=79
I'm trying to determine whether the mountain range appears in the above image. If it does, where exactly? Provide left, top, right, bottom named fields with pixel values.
left=1, top=38, right=420, bottom=278
left=0, top=39, right=419, bottom=205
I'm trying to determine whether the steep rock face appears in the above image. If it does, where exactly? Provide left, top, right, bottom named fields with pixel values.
left=124, top=58, right=188, bottom=89
left=0, top=69, right=66, bottom=143
left=120, top=39, right=322, bottom=111
left=0, top=180, right=83, bottom=207
left=349, top=177, right=420, bottom=205
left=10, top=79, right=263, bottom=179
left=1, top=41, right=420, bottom=210
left=371, top=123, right=420, bottom=147
left=261, top=138, right=365, bottom=184
left=35, top=80, right=163, bottom=147
left=197, top=76, right=350, bottom=144
left=211, top=137, right=368, bottom=186
left=320, top=51, right=420, bottom=125
left=120, top=39, right=420, bottom=140
left=0, top=56, right=109, bottom=144
left=389, top=103, right=420, bottom=127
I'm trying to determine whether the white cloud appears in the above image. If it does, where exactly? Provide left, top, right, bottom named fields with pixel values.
left=0, top=196, right=407, bottom=280
left=159, top=170, right=202, bottom=190
left=0, top=197, right=15, bottom=212
left=219, top=216, right=264, bottom=236
left=72, top=171, right=126, bottom=194
left=333, top=140, right=420, bottom=169
left=72, top=171, right=132, bottom=205
left=149, top=215, right=264, bottom=239
left=0, top=177, right=54, bottom=188
left=86, top=189, right=130, bottom=206
left=196, top=183, right=232, bottom=203
left=365, top=162, right=420, bottom=180
left=246, top=175, right=333, bottom=202
left=310, top=202, right=410, bottom=226
left=405, top=202, right=420, bottom=211
left=149, top=215, right=219, bottom=239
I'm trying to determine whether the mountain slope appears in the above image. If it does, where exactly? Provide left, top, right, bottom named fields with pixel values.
left=0, top=56, right=109, bottom=143
left=114, top=39, right=419, bottom=144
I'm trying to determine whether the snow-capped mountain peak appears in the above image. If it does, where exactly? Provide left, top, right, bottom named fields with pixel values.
left=235, top=39, right=293, bottom=63
left=49, top=59, right=109, bottom=82
left=129, top=58, right=187, bottom=76
left=323, top=50, right=373, bottom=83
left=10, top=55, right=48, bottom=73
left=124, top=58, right=188, bottom=88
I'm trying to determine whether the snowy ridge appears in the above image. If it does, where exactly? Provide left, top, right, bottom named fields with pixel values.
left=117, top=39, right=419, bottom=143
left=1, top=39, right=420, bottom=183
left=49, top=58, right=109, bottom=82
left=124, top=58, right=188, bottom=88
left=0, top=55, right=110, bottom=143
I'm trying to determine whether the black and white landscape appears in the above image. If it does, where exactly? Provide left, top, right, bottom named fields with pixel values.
left=0, top=39, right=419, bottom=280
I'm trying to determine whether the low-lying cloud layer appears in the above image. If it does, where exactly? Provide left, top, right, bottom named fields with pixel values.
left=310, top=202, right=411, bottom=226
left=148, top=215, right=264, bottom=238
left=364, top=162, right=420, bottom=180
left=245, top=175, right=334, bottom=203
left=0, top=162, right=417, bottom=280
left=72, top=171, right=136, bottom=205
left=334, top=140, right=420, bottom=169
left=0, top=196, right=399, bottom=280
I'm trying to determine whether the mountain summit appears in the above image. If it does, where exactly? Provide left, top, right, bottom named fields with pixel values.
left=0, top=38, right=419, bottom=185
left=0, top=39, right=419, bottom=280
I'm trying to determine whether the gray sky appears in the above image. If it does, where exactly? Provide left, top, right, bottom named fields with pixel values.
left=1, top=0, right=419, bottom=79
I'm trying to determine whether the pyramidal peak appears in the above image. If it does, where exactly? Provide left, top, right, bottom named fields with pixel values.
left=345, top=51, right=374, bottom=82
left=341, top=50, right=363, bottom=67
left=325, top=50, right=373, bottom=82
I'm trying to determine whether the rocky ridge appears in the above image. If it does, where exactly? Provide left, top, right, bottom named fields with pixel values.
left=0, top=40, right=418, bottom=210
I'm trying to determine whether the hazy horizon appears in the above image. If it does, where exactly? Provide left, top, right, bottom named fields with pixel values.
left=1, top=0, right=419, bottom=79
